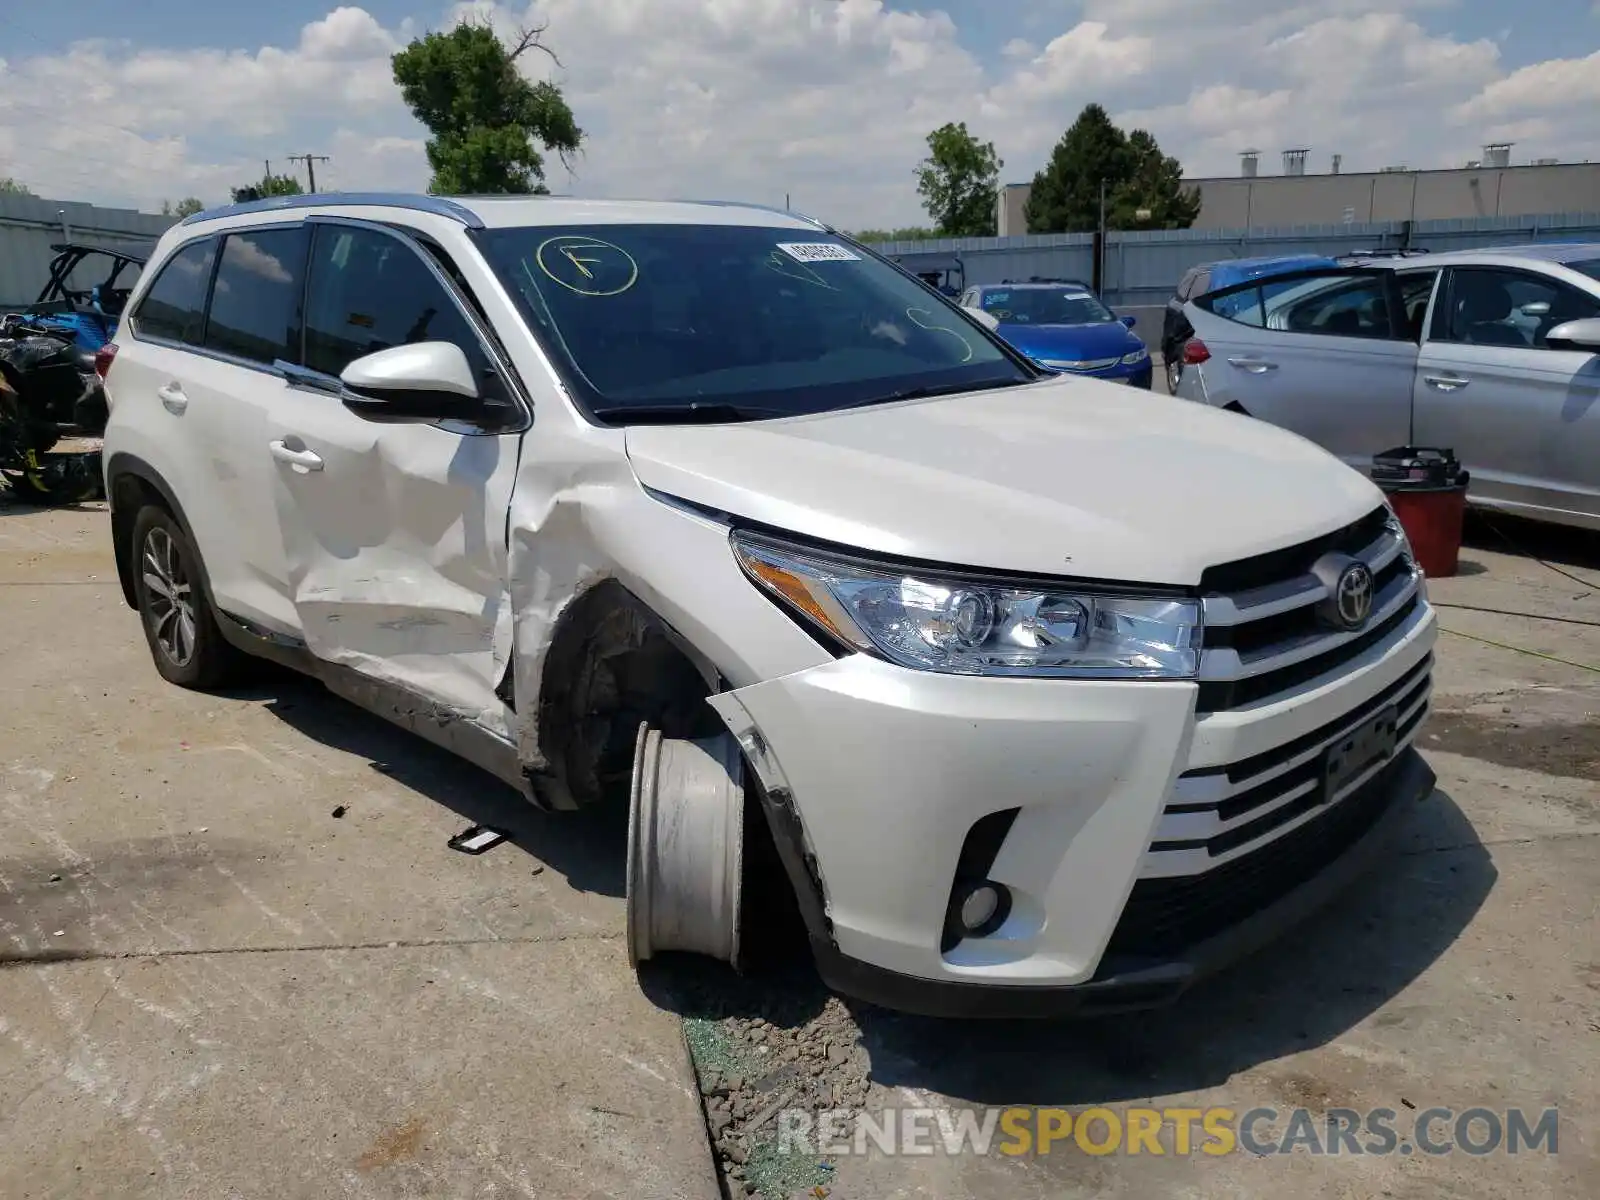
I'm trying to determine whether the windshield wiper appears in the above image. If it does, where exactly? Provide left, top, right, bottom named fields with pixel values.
left=845, top=377, right=1032, bottom=409
left=594, top=402, right=793, bottom=426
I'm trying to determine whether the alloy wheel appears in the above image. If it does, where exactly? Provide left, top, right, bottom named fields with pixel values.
left=142, top=526, right=198, bottom=666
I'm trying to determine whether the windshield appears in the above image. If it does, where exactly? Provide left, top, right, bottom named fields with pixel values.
left=977, top=288, right=1114, bottom=325
left=1568, top=258, right=1600, bottom=284
left=477, top=224, right=1030, bottom=423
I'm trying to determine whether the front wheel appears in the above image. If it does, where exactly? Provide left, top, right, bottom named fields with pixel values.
left=130, top=505, right=244, bottom=689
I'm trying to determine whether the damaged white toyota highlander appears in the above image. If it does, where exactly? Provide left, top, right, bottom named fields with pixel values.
left=100, top=195, right=1436, bottom=1017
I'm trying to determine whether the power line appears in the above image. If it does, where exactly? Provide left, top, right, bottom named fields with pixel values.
left=287, top=153, right=331, bottom=193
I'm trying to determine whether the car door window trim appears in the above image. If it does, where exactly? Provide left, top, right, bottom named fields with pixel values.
left=302, top=215, right=531, bottom=432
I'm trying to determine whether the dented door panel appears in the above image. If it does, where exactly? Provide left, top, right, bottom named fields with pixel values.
left=269, top=386, right=521, bottom=732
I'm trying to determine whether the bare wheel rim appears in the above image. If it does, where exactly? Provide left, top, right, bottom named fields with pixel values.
left=142, top=526, right=197, bottom=666
left=1166, top=358, right=1181, bottom=391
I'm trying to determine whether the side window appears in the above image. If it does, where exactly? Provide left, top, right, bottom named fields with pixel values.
left=1436, top=267, right=1600, bottom=349
left=1397, top=270, right=1439, bottom=342
left=303, top=225, right=494, bottom=386
left=1199, top=271, right=1393, bottom=338
left=130, top=239, right=216, bottom=344
left=204, top=228, right=309, bottom=366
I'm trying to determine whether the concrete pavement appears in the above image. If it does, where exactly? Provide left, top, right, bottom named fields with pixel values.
left=0, top=498, right=720, bottom=1199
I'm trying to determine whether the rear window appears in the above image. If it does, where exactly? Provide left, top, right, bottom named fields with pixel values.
left=204, top=228, right=309, bottom=366
left=478, top=224, right=1030, bottom=422
left=131, top=239, right=215, bottom=344
left=979, top=288, right=1113, bottom=325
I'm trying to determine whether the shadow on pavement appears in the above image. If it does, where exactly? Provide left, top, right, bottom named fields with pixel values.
left=224, top=666, right=628, bottom=899
left=1463, top=510, right=1600, bottom=574
left=852, top=786, right=1494, bottom=1105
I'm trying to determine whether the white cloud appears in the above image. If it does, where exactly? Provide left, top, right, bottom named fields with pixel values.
left=0, top=2, right=1594, bottom=228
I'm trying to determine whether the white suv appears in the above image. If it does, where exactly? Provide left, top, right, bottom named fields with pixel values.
left=101, top=194, right=1437, bottom=1016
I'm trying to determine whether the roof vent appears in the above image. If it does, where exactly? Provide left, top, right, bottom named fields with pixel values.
left=1281, top=148, right=1309, bottom=176
left=1240, top=149, right=1260, bottom=178
left=1483, top=143, right=1512, bottom=169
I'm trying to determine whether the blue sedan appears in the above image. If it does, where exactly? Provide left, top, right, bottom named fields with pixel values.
left=959, top=283, right=1152, bottom=387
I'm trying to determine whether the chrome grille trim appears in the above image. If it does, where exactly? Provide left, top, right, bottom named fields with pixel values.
left=1199, top=562, right=1422, bottom=681
left=1200, top=526, right=1403, bottom=627
left=1141, top=652, right=1433, bottom=880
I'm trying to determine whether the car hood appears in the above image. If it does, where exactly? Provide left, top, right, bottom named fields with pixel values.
left=996, top=320, right=1140, bottom=360
left=623, top=377, right=1382, bottom=586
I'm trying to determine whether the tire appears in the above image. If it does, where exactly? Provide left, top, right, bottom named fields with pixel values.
left=130, top=504, right=244, bottom=689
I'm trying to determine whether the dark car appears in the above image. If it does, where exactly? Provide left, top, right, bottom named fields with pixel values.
left=1161, top=254, right=1338, bottom=391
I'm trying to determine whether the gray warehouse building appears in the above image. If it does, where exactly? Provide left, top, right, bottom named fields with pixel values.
left=997, top=144, right=1600, bottom=234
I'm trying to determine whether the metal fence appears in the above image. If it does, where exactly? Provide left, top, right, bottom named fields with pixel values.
left=868, top=211, right=1600, bottom=317
left=0, top=194, right=175, bottom=307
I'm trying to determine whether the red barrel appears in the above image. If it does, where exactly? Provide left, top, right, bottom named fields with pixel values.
left=1371, top=447, right=1469, bottom=578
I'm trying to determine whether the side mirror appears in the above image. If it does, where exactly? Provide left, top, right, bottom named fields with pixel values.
left=340, top=342, right=481, bottom=421
left=962, top=305, right=1000, bottom=332
left=1545, top=317, right=1600, bottom=352
left=1119, top=314, right=1137, bottom=328
left=1519, top=300, right=1551, bottom=317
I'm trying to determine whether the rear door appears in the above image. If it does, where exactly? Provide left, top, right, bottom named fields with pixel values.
left=1181, top=267, right=1417, bottom=467
left=1414, top=265, right=1600, bottom=523
left=115, top=230, right=305, bottom=634
left=265, top=219, right=528, bottom=719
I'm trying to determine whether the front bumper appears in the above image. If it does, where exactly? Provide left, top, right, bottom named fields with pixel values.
left=708, top=593, right=1436, bottom=1013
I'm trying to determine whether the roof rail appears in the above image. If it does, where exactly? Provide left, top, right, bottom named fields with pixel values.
left=680, top=199, right=829, bottom=229
left=180, top=192, right=485, bottom=229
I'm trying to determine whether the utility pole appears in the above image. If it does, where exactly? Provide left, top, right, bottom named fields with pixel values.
left=288, top=153, right=331, bottom=193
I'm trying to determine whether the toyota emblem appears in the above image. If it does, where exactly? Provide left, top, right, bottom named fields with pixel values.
left=1334, top=562, right=1374, bottom=629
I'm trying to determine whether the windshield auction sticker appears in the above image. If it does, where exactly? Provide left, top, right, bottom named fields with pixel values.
left=776, top=242, right=860, bottom=263
left=535, top=235, right=639, bottom=296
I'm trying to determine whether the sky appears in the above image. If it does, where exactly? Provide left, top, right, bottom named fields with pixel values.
left=1, top=1, right=1597, bottom=229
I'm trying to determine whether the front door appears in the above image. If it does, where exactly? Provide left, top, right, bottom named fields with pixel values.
left=267, top=220, right=528, bottom=723
left=1414, top=265, right=1600, bottom=524
left=1183, top=267, right=1417, bottom=466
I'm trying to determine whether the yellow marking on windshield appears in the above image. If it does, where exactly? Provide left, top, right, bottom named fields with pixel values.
left=535, top=235, right=639, bottom=297
left=905, top=307, right=975, bottom=363
left=764, top=250, right=837, bottom=291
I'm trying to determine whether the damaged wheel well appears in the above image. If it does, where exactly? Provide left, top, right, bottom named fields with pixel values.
left=533, top=580, right=725, bottom=811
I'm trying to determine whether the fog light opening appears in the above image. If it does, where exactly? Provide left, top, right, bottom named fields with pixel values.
left=953, top=880, right=1012, bottom=939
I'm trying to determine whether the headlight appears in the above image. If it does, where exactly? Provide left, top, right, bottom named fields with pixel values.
left=732, top=532, right=1201, bottom=679
left=1121, top=346, right=1149, bottom=365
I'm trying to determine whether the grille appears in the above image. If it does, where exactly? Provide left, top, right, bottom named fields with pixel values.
left=1194, top=506, right=1425, bottom=713
left=1146, top=655, right=1432, bottom=875
left=1101, top=752, right=1413, bottom=963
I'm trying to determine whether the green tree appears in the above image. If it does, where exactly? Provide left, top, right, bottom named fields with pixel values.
left=851, top=226, right=942, bottom=243
left=1025, top=104, right=1198, bottom=233
left=160, top=197, right=207, bottom=218
left=392, top=20, right=582, bottom=195
left=914, top=122, right=1001, bottom=237
left=0, top=177, right=35, bottom=196
left=230, top=174, right=303, bottom=203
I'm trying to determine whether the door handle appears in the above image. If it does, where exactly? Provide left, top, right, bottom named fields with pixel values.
left=157, top=382, right=188, bottom=413
left=1424, top=374, right=1469, bottom=391
left=1227, top=356, right=1278, bottom=373
left=269, top=440, right=324, bottom=472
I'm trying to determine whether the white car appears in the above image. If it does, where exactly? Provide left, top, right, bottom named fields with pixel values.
left=1172, top=244, right=1600, bottom=532
left=99, top=194, right=1437, bottom=1016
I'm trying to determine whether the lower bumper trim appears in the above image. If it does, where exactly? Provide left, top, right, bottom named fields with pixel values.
left=811, top=749, right=1436, bottom=1019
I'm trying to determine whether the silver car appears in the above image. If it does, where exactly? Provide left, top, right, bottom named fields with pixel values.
left=1172, top=243, right=1600, bottom=532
